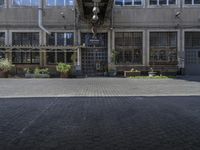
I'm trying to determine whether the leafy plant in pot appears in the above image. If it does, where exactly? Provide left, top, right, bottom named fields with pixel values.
left=0, top=58, right=14, bottom=78
left=56, top=63, right=72, bottom=78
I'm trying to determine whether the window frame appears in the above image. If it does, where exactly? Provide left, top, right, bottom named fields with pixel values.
left=114, top=31, right=144, bottom=65
left=149, top=31, right=178, bottom=65
left=46, top=0, right=74, bottom=7
left=11, top=0, right=39, bottom=7
left=184, top=0, right=200, bottom=5
left=148, top=0, right=177, bottom=6
left=115, top=0, right=143, bottom=6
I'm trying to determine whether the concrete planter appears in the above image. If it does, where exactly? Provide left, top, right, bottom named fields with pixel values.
left=0, top=71, right=8, bottom=78
left=25, top=73, right=50, bottom=78
left=124, top=71, right=141, bottom=77
left=148, top=72, right=157, bottom=77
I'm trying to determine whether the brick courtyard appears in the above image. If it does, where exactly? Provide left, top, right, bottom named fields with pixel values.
left=0, top=78, right=200, bottom=150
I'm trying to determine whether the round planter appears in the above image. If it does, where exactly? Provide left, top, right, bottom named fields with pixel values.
left=148, top=72, right=157, bottom=77
left=0, top=71, right=8, bottom=78
left=60, top=72, right=69, bottom=78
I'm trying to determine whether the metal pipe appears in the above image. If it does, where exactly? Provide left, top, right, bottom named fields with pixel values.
left=38, top=0, right=50, bottom=35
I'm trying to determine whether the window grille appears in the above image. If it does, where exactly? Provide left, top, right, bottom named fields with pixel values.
left=150, top=32, right=177, bottom=65
left=12, top=49, right=40, bottom=64
left=115, top=32, right=143, bottom=65
left=12, top=32, right=39, bottom=46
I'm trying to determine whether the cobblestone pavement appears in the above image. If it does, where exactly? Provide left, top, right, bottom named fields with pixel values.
left=1, top=96, right=200, bottom=150
left=0, top=77, right=200, bottom=97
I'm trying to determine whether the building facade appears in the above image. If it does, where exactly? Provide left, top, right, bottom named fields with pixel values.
left=0, top=0, right=200, bottom=76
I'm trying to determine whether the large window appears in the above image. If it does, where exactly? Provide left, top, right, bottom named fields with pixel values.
left=12, top=32, right=40, bottom=64
left=46, top=32, right=74, bottom=64
left=115, top=32, right=143, bottom=65
left=150, top=32, right=177, bottom=65
left=12, top=32, right=39, bottom=46
left=115, top=0, right=142, bottom=6
left=185, top=0, right=200, bottom=4
left=12, top=0, right=38, bottom=6
left=47, top=0, right=74, bottom=6
left=149, top=0, right=176, bottom=5
left=12, top=49, right=40, bottom=64
left=46, top=32, right=74, bottom=46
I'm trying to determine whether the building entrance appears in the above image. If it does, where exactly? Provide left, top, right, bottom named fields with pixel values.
left=81, top=33, right=108, bottom=76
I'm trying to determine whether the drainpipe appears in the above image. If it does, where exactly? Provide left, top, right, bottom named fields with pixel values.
left=38, top=0, right=50, bottom=35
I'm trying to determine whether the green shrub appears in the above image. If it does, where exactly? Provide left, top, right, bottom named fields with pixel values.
left=0, top=58, right=14, bottom=72
left=56, top=63, right=71, bottom=74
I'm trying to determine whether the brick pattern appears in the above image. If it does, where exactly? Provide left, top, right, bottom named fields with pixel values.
left=0, top=96, right=200, bottom=150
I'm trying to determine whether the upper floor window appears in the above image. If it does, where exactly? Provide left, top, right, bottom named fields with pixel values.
left=0, top=0, right=4, bottom=6
left=46, top=32, right=74, bottom=46
left=47, top=0, right=74, bottom=6
left=185, top=0, right=200, bottom=4
left=12, top=0, right=38, bottom=6
left=12, top=32, right=39, bottom=46
left=149, top=0, right=176, bottom=5
left=115, top=0, right=142, bottom=6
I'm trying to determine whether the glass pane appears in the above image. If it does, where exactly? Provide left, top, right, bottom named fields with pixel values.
left=66, top=33, right=74, bottom=46
left=66, top=0, right=74, bottom=5
left=0, top=49, right=5, bottom=59
left=13, top=0, right=21, bottom=5
left=21, top=0, right=30, bottom=6
left=194, top=0, right=200, bottom=4
left=0, top=33, right=5, bottom=45
left=159, top=0, right=167, bottom=5
left=115, top=0, right=123, bottom=5
left=32, top=50, right=40, bottom=64
left=185, top=0, right=192, bottom=4
left=31, top=0, right=38, bottom=6
left=46, top=33, right=55, bottom=46
left=57, top=33, right=65, bottom=46
left=57, top=51, right=65, bottom=63
left=134, top=0, right=142, bottom=5
left=12, top=50, right=22, bottom=63
left=150, top=0, right=157, bottom=5
left=169, top=0, right=176, bottom=4
left=57, top=0, right=64, bottom=6
left=47, top=0, right=55, bottom=6
left=66, top=52, right=73, bottom=63
left=0, top=0, right=4, bottom=5
left=124, top=0, right=132, bottom=5
left=47, top=51, right=56, bottom=64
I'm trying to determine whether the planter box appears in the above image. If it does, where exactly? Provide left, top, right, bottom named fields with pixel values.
left=124, top=71, right=141, bottom=77
left=148, top=72, right=157, bottom=77
left=25, top=73, right=50, bottom=78
left=0, top=71, right=8, bottom=78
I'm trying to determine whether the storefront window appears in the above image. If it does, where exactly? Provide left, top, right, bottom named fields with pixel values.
left=46, top=32, right=74, bottom=64
left=12, top=49, right=40, bottom=64
left=150, top=32, right=177, bottom=65
left=115, top=32, right=143, bottom=65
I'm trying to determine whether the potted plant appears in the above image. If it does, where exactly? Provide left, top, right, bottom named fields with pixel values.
left=56, top=63, right=71, bottom=78
left=24, top=67, right=50, bottom=78
left=124, top=68, right=141, bottom=77
left=0, top=58, right=14, bottom=78
left=148, top=68, right=157, bottom=77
